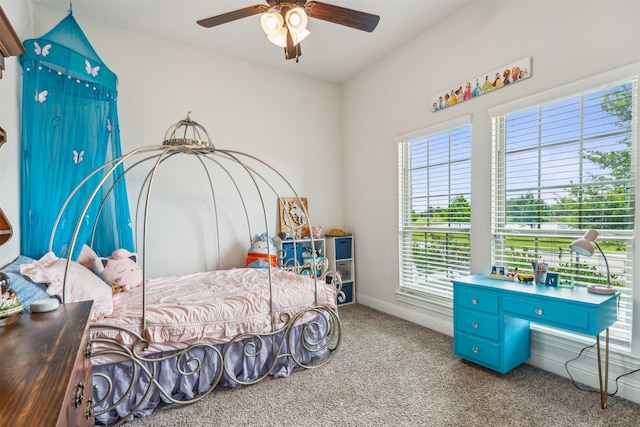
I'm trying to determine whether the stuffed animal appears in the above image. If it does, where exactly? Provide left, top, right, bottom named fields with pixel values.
left=246, top=233, right=277, bottom=268
left=94, top=249, right=144, bottom=292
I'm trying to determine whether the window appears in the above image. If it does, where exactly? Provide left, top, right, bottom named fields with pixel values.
left=491, top=76, right=638, bottom=346
left=397, top=117, right=472, bottom=299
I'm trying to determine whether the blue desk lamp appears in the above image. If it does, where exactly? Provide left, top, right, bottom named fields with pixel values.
left=569, top=230, right=616, bottom=295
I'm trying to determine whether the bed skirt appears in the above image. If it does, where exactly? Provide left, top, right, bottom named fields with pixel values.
left=92, top=307, right=341, bottom=425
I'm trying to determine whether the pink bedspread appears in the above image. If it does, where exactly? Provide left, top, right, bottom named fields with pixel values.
left=93, top=268, right=336, bottom=352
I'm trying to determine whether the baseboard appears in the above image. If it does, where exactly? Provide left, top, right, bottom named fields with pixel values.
left=357, top=293, right=453, bottom=337
left=355, top=293, right=640, bottom=405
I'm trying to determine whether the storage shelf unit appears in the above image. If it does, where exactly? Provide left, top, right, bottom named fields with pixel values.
left=279, top=238, right=325, bottom=272
left=326, top=235, right=355, bottom=305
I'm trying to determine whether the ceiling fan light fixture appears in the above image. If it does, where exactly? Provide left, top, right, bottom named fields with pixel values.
left=260, top=10, right=284, bottom=38
left=198, top=1, right=380, bottom=62
left=267, top=27, right=289, bottom=48
left=290, top=28, right=310, bottom=45
left=285, top=7, right=308, bottom=35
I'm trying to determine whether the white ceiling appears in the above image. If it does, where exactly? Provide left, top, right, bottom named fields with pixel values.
left=31, top=0, right=469, bottom=83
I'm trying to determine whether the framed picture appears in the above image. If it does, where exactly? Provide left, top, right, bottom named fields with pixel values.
left=545, top=272, right=559, bottom=287
left=279, top=197, right=309, bottom=239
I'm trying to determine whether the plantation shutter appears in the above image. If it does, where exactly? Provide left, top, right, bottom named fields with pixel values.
left=397, top=116, right=472, bottom=298
left=491, top=77, right=637, bottom=346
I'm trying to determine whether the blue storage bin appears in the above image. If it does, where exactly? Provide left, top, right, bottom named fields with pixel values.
left=338, top=282, right=353, bottom=305
left=335, top=237, right=352, bottom=259
left=282, top=241, right=303, bottom=267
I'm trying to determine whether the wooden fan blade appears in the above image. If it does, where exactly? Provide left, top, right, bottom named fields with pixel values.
left=197, top=5, right=269, bottom=28
left=305, top=1, right=380, bottom=32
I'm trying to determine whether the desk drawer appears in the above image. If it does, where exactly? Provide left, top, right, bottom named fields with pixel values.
left=455, top=307, right=500, bottom=341
left=454, top=331, right=500, bottom=370
left=502, top=296, right=589, bottom=331
left=455, top=287, right=499, bottom=314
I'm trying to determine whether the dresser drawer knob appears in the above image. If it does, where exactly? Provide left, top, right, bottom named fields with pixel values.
left=472, top=321, right=479, bottom=328
left=471, top=298, right=478, bottom=305
left=472, top=346, right=479, bottom=353
left=535, top=308, right=544, bottom=316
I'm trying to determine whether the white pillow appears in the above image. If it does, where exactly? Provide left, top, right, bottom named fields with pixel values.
left=20, top=252, right=113, bottom=318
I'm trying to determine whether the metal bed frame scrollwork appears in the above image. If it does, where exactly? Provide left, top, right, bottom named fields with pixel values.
left=51, top=114, right=344, bottom=426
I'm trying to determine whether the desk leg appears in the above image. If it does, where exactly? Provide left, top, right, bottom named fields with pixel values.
left=596, top=328, right=609, bottom=409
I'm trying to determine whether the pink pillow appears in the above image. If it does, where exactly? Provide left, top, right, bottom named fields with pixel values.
left=77, top=244, right=99, bottom=269
left=20, top=252, right=113, bottom=318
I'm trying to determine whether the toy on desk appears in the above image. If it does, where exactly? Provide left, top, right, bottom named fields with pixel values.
left=489, top=265, right=515, bottom=281
left=491, top=265, right=506, bottom=276
left=558, top=276, right=574, bottom=288
left=517, top=273, right=534, bottom=283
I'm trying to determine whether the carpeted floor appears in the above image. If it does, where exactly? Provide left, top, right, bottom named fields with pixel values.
left=130, top=304, right=640, bottom=426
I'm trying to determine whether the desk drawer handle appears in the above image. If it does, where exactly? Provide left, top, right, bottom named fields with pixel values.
left=472, top=346, right=479, bottom=353
left=535, top=308, right=544, bottom=316
left=472, top=321, right=479, bottom=329
left=471, top=298, right=478, bottom=305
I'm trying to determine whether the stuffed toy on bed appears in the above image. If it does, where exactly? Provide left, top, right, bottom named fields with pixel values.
left=246, top=233, right=277, bottom=268
left=94, top=249, right=144, bottom=292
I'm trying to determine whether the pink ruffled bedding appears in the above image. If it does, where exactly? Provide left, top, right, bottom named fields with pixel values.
left=93, top=267, right=336, bottom=354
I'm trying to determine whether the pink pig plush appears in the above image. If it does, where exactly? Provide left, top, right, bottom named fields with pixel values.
left=93, top=249, right=144, bottom=292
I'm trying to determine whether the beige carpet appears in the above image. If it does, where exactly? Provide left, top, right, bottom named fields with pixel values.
left=130, top=304, right=640, bottom=426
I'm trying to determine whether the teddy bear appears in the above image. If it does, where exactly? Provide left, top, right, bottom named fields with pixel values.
left=93, top=249, right=144, bottom=292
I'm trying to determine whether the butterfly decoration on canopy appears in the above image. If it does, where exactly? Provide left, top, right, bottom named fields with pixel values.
left=33, top=41, right=51, bottom=57
left=35, top=90, right=48, bottom=103
left=72, top=149, right=85, bottom=164
left=85, top=59, right=100, bottom=77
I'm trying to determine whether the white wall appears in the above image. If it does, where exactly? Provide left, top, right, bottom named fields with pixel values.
left=1, top=4, right=345, bottom=275
left=343, top=0, right=640, bottom=403
left=0, top=1, right=32, bottom=266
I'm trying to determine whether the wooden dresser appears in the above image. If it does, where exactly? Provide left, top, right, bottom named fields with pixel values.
left=0, top=301, right=94, bottom=426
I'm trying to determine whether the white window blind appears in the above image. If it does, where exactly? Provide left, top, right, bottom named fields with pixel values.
left=491, top=77, right=637, bottom=346
left=397, top=118, right=471, bottom=298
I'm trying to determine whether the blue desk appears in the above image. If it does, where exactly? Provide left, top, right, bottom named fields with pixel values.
left=453, top=275, right=618, bottom=408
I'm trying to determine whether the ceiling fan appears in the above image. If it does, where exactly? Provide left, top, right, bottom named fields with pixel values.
left=197, top=1, right=380, bottom=62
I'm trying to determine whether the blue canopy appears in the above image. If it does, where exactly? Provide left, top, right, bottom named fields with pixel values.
left=19, top=13, right=134, bottom=259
